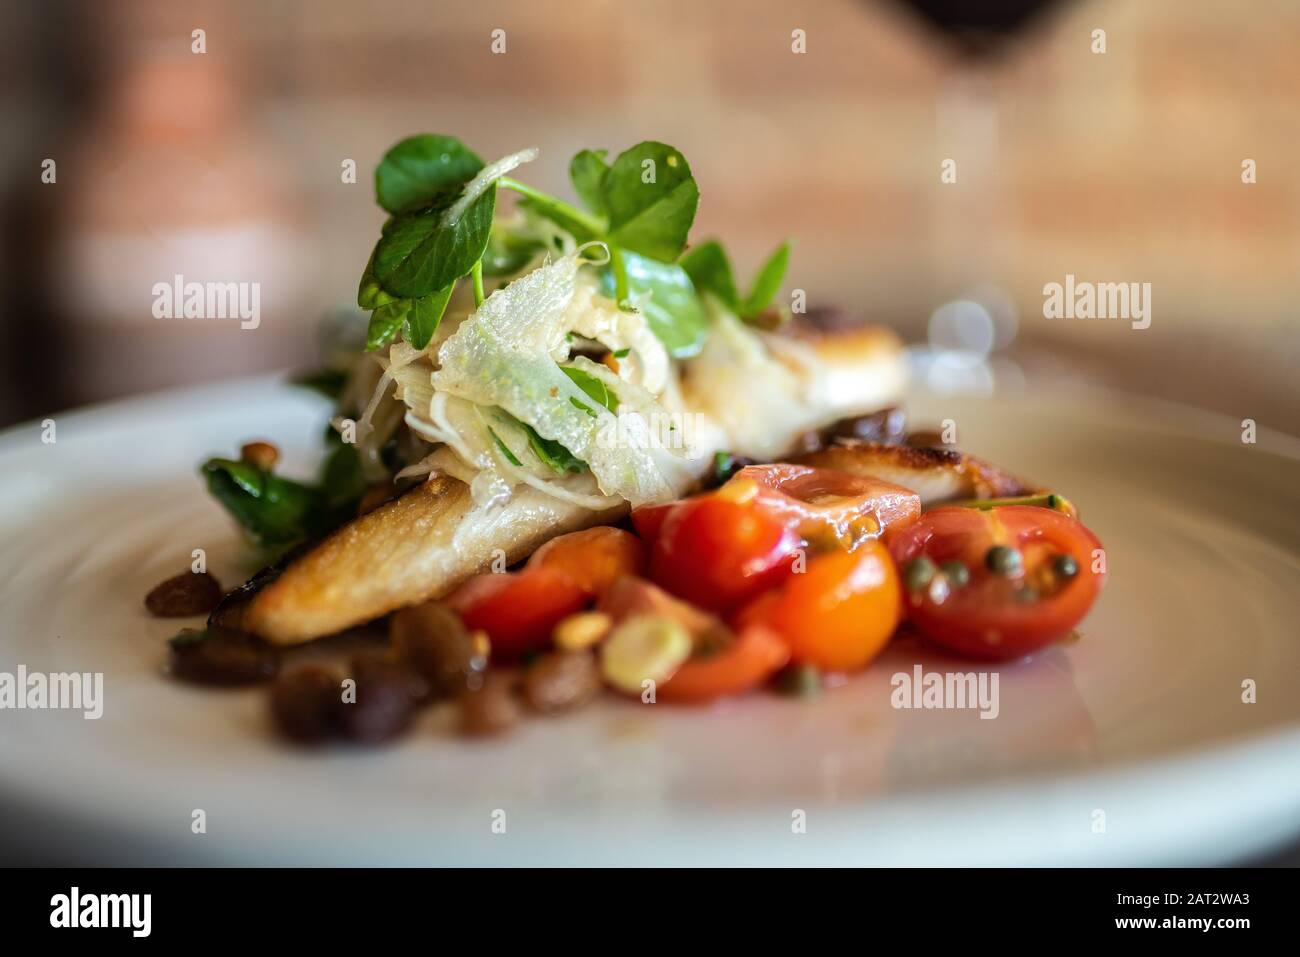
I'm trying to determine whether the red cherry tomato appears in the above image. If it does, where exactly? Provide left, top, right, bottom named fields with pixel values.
left=729, top=464, right=920, bottom=547
left=528, top=526, right=645, bottom=599
left=630, top=502, right=676, bottom=546
left=888, top=505, right=1105, bottom=661
left=657, top=624, right=790, bottom=703
left=446, top=567, right=588, bottom=660
left=649, top=496, right=800, bottom=612
left=735, top=541, right=901, bottom=672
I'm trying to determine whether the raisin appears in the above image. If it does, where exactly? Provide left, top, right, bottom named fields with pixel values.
left=169, top=628, right=278, bottom=687
left=145, top=571, right=223, bottom=617
left=522, top=651, right=601, bottom=714
left=270, top=666, right=340, bottom=744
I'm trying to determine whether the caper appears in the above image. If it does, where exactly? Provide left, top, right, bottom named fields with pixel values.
left=775, top=663, right=821, bottom=698
left=1052, top=553, right=1079, bottom=579
left=985, top=545, right=1023, bottom=577
left=926, top=575, right=952, bottom=605
left=904, top=556, right=938, bottom=592
left=939, top=560, right=970, bottom=587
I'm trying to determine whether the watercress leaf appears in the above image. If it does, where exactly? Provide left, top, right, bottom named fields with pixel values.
left=375, top=134, right=483, bottom=215
left=201, top=458, right=329, bottom=548
left=680, top=240, right=740, bottom=312
left=372, top=185, right=497, bottom=298
left=319, top=441, right=366, bottom=510
left=403, top=282, right=455, bottom=350
left=601, top=142, right=699, bottom=261
left=561, top=364, right=620, bottom=413
left=569, top=149, right=609, bottom=214
left=600, top=250, right=708, bottom=359
left=357, top=249, right=398, bottom=310
left=366, top=298, right=410, bottom=351
left=481, top=226, right=545, bottom=277
left=741, top=240, right=791, bottom=316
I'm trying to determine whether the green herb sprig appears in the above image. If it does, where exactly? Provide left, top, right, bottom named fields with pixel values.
left=681, top=239, right=792, bottom=325
left=200, top=432, right=365, bottom=556
left=356, top=133, right=791, bottom=358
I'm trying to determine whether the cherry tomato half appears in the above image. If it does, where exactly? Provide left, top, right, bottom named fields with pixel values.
left=887, top=505, right=1105, bottom=661
left=735, top=540, right=901, bottom=672
left=729, top=463, right=920, bottom=548
left=657, top=624, right=790, bottom=703
left=528, top=526, right=646, bottom=600
left=446, top=567, right=588, bottom=660
left=649, top=496, right=801, bottom=612
left=597, top=575, right=726, bottom=641
left=633, top=463, right=920, bottom=554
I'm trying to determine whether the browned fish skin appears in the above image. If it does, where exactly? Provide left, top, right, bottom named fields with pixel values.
left=798, top=440, right=1038, bottom=505
left=241, top=475, right=625, bottom=645
left=241, top=475, right=470, bottom=643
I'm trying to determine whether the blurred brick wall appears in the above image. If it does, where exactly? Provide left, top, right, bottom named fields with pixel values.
left=259, top=0, right=1300, bottom=333
left=0, top=0, right=1297, bottom=427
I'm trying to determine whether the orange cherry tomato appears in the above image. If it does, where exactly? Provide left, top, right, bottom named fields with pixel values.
left=528, top=526, right=646, bottom=599
left=657, top=624, right=791, bottom=703
left=649, top=496, right=801, bottom=612
left=735, top=541, right=902, bottom=672
left=446, top=567, right=588, bottom=660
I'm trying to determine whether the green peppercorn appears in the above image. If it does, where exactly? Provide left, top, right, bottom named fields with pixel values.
left=985, top=544, right=1023, bottom=577
left=939, top=560, right=970, bottom=587
left=1052, top=553, right=1079, bottom=579
left=904, top=556, right=938, bottom=592
left=775, top=663, right=821, bottom=698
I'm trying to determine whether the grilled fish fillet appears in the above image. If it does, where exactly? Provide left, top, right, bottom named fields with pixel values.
left=798, top=441, right=1038, bottom=506
left=227, top=316, right=906, bottom=644
left=232, top=476, right=624, bottom=644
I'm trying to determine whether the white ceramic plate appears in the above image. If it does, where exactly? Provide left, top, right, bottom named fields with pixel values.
left=2, top=376, right=1299, bottom=866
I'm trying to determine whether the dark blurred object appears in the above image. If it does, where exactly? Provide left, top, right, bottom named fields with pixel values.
left=0, top=0, right=96, bottom=424
left=1, top=0, right=314, bottom=424
left=896, top=0, right=1071, bottom=56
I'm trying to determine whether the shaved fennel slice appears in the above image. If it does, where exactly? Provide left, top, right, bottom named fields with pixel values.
left=388, top=354, right=435, bottom=418
left=565, top=274, right=670, bottom=393
left=431, top=254, right=681, bottom=505
left=356, top=340, right=424, bottom=440
left=402, top=392, right=604, bottom=510
left=394, top=433, right=512, bottom=511
left=562, top=356, right=704, bottom=482
left=429, top=394, right=499, bottom=471
left=346, top=342, right=427, bottom=482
